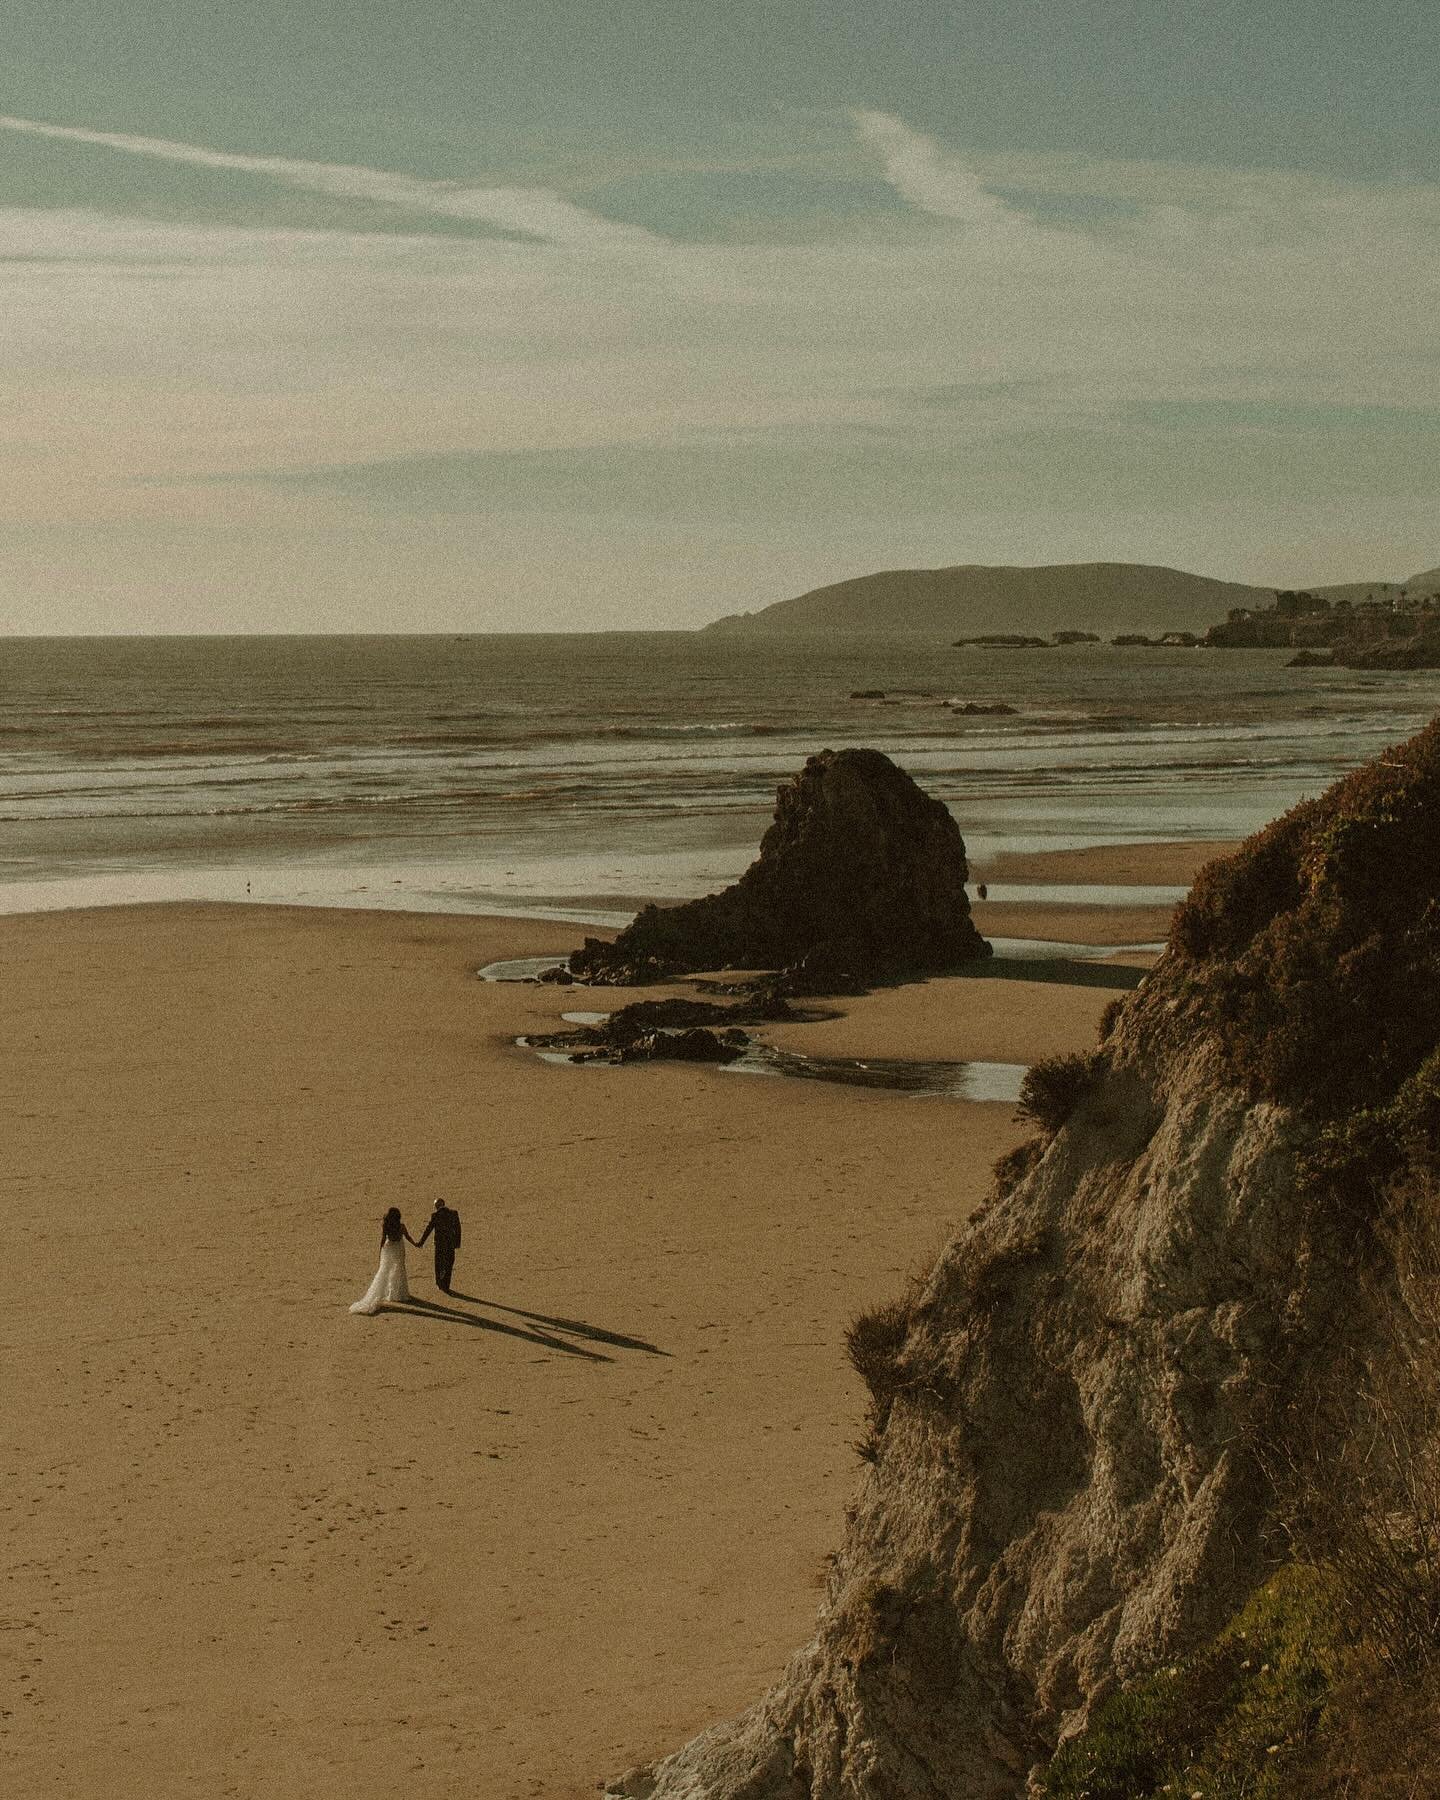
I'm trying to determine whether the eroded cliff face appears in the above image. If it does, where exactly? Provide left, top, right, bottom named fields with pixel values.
left=616, top=720, right=1440, bottom=1800
left=632, top=1045, right=1315, bottom=1798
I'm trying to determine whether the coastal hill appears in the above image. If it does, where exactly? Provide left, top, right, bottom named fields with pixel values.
left=615, top=720, right=1440, bottom=1797
left=702, top=562, right=1275, bottom=638
left=1309, top=560, right=1440, bottom=606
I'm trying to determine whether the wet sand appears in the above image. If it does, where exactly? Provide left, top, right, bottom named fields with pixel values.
left=1, top=857, right=1184, bottom=1799
left=955, top=839, right=1238, bottom=961
left=978, top=839, right=1238, bottom=887
left=969, top=899, right=1173, bottom=945
left=758, top=968, right=1121, bottom=1068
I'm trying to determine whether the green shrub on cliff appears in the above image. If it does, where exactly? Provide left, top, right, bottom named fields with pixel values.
left=1303, top=1046, right=1440, bottom=1209
left=1164, top=717, right=1440, bottom=1127
left=1039, top=1564, right=1344, bottom=1799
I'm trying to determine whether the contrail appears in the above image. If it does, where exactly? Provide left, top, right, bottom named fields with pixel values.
left=0, top=113, right=656, bottom=249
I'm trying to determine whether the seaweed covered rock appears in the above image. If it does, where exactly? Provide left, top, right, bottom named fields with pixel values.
left=570, top=749, right=989, bottom=987
left=611, top=720, right=1440, bottom=1799
left=524, top=993, right=788, bottom=1067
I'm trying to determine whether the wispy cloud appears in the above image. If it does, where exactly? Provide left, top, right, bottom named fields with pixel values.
left=0, top=114, right=658, bottom=250
left=853, top=108, right=1440, bottom=258
left=853, top=109, right=1021, bottom=231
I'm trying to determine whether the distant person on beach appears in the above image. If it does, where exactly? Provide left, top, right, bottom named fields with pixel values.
left=418, top=1198, right=462, bottom=1294
left=349, top=1206, right=418, bottom=1314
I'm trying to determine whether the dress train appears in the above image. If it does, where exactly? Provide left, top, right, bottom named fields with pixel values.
left=350, top=1236, right=410, bottom=1314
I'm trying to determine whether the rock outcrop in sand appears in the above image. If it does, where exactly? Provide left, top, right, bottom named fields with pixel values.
left=615, top=720, right=1440, bottom=1798
left=570, top=749, right=990, bottom=987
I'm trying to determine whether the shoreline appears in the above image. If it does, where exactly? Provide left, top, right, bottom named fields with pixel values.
left=0, top=836, right=1235, bottom=935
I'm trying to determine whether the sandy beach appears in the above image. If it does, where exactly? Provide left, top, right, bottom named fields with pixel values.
left=0, top=844, right=1219, bottom=1798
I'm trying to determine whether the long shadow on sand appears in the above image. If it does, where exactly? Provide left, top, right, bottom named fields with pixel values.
left=445, top=1291, right=668, bottom=1358
left=387, top=1296, right=614, bottom=1362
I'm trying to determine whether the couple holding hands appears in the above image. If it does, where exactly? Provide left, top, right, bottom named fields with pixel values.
left=349, top=1198, right=462, bottom=1316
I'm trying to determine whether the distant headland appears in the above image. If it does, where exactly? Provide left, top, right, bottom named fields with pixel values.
left=1209, top=579, right=1440, bottom=667
left=702, top=558, right=1440, bottom=642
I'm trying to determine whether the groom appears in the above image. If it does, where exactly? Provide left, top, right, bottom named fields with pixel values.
left=418, top=1198, right=462, bottom=1294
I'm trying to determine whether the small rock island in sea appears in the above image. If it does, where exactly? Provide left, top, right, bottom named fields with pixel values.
left=566, top=747, right=990, bottom=989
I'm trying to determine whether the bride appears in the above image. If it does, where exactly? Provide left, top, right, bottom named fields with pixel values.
left=350, top=1207, right=419, bottom=1314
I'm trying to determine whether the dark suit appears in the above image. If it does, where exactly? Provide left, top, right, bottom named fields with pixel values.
left=418, top=1205, right=462, bottom=1292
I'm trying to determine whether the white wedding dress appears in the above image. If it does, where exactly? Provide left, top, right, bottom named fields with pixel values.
left=350, top=1235, right=410, bottom=1314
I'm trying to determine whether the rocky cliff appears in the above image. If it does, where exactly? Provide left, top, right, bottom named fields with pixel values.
left=613, top=719, right=1440, bottom=1799
left=570, top=749, right=989, bottom=987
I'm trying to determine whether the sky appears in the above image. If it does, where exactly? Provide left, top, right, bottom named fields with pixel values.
left=3, top=1, right=1439, bottom=633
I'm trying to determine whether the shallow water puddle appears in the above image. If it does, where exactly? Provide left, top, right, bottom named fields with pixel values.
left=985, top=935, right=1164, bottom=960
left=979, top=881, right=1185, bottom=906
left=519, top=1031, right=1027, bottom=1103
left=477, top=955, right=568, bottom=981
left=725, top=1045, right=1028, bottom=1102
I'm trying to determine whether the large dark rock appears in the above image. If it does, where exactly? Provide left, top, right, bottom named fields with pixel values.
left=569, top=749, right=990, bottom=986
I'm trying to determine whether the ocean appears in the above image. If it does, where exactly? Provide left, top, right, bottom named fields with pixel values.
left=1, top=633, right=1434, bottom=921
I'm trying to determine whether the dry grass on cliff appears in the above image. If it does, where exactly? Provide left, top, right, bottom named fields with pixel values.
left=844, top=1260, right=963, bottom=1461
left=846, top=1294, right=918, bottom=1458
left=1287, top=1660, right=1440, bottom=1798
left=1274, top=1186, right=1440, bottom=1683
left=1245, top=1189, right=1440, bottom=1793
left=989, top=1133, right=1046, bottom=1196
left=1015, top=1050, right=1106, bottom=1135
